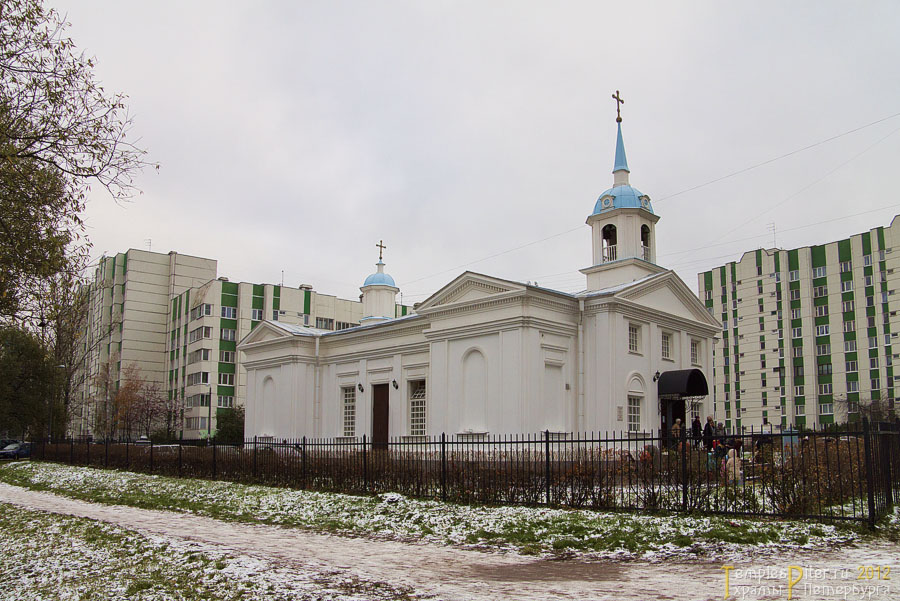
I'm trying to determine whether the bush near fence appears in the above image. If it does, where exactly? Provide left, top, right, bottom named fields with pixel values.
left=31, top=418, right=900, bottom=526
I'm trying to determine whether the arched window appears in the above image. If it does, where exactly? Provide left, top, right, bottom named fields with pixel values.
left=602, top=224, right=617, bottom=262
left=640, top=225, right=650, bottom=261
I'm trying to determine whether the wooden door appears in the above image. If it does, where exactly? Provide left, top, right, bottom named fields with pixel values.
left=372, top=383, right=389, bottom=449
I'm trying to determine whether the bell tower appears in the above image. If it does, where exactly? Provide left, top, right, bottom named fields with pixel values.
left=580, top=92, right=663, bottom=291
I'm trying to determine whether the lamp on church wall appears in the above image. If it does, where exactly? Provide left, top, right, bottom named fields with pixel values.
left=357, top=383, right=364, bottom=393
left=391, top=379, right=399, bottom=390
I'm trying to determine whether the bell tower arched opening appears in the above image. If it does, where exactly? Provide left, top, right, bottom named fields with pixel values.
left=641, top=225, right=650, bottom=261
left=602, top=224, right=617, bottom=263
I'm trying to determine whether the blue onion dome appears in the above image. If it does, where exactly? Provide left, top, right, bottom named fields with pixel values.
left=363, top=260, right=396, bottom=287
left=592, top=185, right=654, bottom=216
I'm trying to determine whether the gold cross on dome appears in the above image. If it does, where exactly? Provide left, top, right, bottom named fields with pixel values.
left=612, top=90, right=624, bottom=123
left=376, top=239, right=387, bottom=260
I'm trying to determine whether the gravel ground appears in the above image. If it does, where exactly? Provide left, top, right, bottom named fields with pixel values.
left=1, top=482, right=898, bottom=600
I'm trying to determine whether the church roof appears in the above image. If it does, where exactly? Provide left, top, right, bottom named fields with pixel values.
left=363, top=259, right=396, bottom=287
left=591, top=184, right=653, bottom=216
left=613, top=121, right=629, bottom=173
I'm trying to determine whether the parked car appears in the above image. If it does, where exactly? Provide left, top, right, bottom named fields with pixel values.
left=0, top=442, right=31, bottom=460
left=134, top=436, right=151, bottom=445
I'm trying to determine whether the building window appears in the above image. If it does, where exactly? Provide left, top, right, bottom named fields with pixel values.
left=190, top=304, right=213, bottom=320
left=816, top=343, right=830, bottom=356
left=251, top=308, right=264, bottom=321
left=221, top=328, right=236, bottom=341
left=870, top=356, right=879, bottom=369
left=217, top=395, right=234, bottom=408
left=812, top=266, right=827, bottom=278
left=221, top=306, right=237, bottom=319
left=789, top=270, right=799, bottom=282
left=813, top=286, right=827, bottom=298
left=217, top=373, right=234, bottom=386
left=871, top=377, right=881, bottom=390
left=409, top=380, right=427, bottom=437
left=186, top=372, right=209, bottom=387
left=792, top=346, right=803, bottom=358
left=316, top=317, right=334, bottom=330
left=840, top=261, right=852, bottom=273
left=841, top=280, right=853, bottom=293
left=868, top=336, right=877, bottom=349
left=844, top=340, right=857, bottom=352
left=790, top=289, right=801, bottom=301
left=628, top=324, right=641, bottom=354
left=843, top=320, right=856, bottom=333
left=846, top=360, right=858, bottom=372
left=189, top=326, right=213, bottom=343
left=815, top=325, right=830, bottom=336
left=794, top=404, right=805, bottom=416
left=791, top=308, right=801, bottom=319
left=864, top=254, right=873, bottom=267
left=336, top=321, right=359, bottom=331
left=848, top=399, right=860, bottom=412
left=848, top=380, right=859, bottom=392
left=818, top=383, right=832, bottom=395
left=220, top=350, right=235, bottom=363
left=792, top=327, right=802, bottom=338
left=690, top=339, right=700, bottom=365
left=842, top=300, right=854, bottom=312
left=272, top=310, right=280, bottom=321
left=815, top=305, right=828, bottom=317
left=188, top=348, right=211, bottom=364
left=817, top=363, right=832, bottom=376
left=819, top=403, right=833, bottom=415
left=627, top=396, right=641, bottom=432
left=341, top=386, right=356, bottom=437
left=661, top=333, right=671, bottom=360
left=793, top=365, right=804, bottom=378
left=794, top=385, right=804, bottom=396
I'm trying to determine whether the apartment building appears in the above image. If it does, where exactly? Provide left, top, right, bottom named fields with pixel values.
left=698, top=217, right=900, bottom=430
left=74, top=249, right=411, bottom=439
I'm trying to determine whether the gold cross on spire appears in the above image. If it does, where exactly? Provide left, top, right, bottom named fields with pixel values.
left=612, top=90, right=624, bottom=123
left=376, top=239, right=387, bottom=261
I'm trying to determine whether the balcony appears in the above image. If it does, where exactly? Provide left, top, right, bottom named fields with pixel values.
left=642, top=245, right=651, bottom=261
left=602, top=245, right=617, bottom=263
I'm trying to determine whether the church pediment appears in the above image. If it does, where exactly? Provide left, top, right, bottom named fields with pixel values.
left=415, top=272, right=525, bottom=312
left=615, top=272, right=720, bottom=327
left=238, top=320, right=306, bottom=348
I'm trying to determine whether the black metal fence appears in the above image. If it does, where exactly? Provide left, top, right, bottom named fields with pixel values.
left=32, top=418, right=900, bottom=526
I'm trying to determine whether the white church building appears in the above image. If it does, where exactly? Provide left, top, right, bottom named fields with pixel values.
left=238, top=116, right=721, bottom=443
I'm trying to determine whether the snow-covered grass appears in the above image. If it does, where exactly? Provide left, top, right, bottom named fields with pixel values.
left=0, top=461, right=877, bottom=560
left=0, top=501, right=417, bottom=601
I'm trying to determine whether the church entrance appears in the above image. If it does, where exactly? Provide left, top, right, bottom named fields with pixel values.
left=372, top=383, right=390, bottom=449
left=656, top=369, right=709, bottom=445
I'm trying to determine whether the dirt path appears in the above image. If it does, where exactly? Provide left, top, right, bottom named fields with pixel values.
left=1, top=483, right=896, bottom=600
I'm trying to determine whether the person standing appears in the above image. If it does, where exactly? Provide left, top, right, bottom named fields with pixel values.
left=703, top=416, right=715, bottom=451
left=691, top=415, right=702, bottom=448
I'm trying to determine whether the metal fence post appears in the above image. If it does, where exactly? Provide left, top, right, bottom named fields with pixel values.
left=545, top=430, right=551, bottom=505
left=69, top=438, right=73, bottom=465
left=300, top=436, right=306, bottom=488
left=362, top=434, right=368, bottom=492
left=212, top=440, right=217, bottom=479
left=150, top=440, right=154, bottom=474
left=863, top=417, right=876, bottom=528
left=125, top=440, right=130, bottom=470
left=105, top=438, right=109, bottom=468
left=881, top=432, right=893, bottom=508
left=681, top=425, right=688, bottom=511
left=178, top=440, right=182, bottom=478
left=441, top=433, right=447, bottom=502
left=86, top=438, right=90, bottom=465
left=253, top=435, right=258, bottom=479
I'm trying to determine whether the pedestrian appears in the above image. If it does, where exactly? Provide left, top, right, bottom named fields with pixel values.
left=724, top=448, right=743, bottom=484
left=703, top=416, right=714, bottom=451
left=671, top=418, right=682, bottom=450
left=691, top=415, right=702, bottom=448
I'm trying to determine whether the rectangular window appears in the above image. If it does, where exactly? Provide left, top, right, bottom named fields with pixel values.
left=848, top=380, right=859, bottom=392
left=789, top=270, right=799, bottom=282
left=628, top=324, right=641, bottom=354
left=869, top=336, right=878, bottom=349
left=871, top=377, right=881, bottom=390
left=791, top=308, right=801, bottom=319
left=792, top=327, right=802, bottom=338
left=221, top=306, right=237, bottom=319
left=186, top=372, right=209, bottom=387
left=817, top=363, right=832, bottom=376
left=842, top=300, right=854, bottom=312
left=848, top=399, right=859, bottom=412
left=815, top=305, right=829, bottom=317
left=251, top=308, right=264, bottom=321
left=818, top=383, right=832, bottom=395
left=812, top=266, right=827, bottom=278
left=865, top=274, right=874, bottom=287
left=219, top=350, right=235, bottom=363
left=870, top=356, right=879, bottom=369
left=661, top=333, right=671, bottom=359
left=844, top=340, right=857, bottom=352
left=189, top=326, right=213, bottom=343
left=841, top=280, right=853, bottom=293
left=843, top=320, right=856, bottom=333
left=793, top=365, right=804, bottom=377
left=794, top=385, right=804, bottom=396
left=217, top=395, right=234, bottom=409
left=342, top=386, right=356, bottom=437
left=864, top=254, right=873, bottom=267
left=792, top=346, right=803, bottom=358
left=316, top=317, right=334, bottom=330
left=217, top=373, right=234, bottom=386
left=336, top=321, right=359, bottom=331
left=815, top=324, right=830, bottom=336
left=840, top=261, right=852, bottom=273
left=188, top=348, right=211, bottom=364
left=790, top=289, right=801, bottom=301
left=409, top=380, right=427, bottom=436
left=795, top=404, right=805, bottom=416
left=690, top=340, right=700, bottom=365
left=221, top=328, right=236, bottom=341
left=190, top=304, right=213, bottom=321
left=627, top=396, right=641, bottom=432
left=819, top=403, right=833, bottom=415
left=272, top=310, right=279, bottom=321
left=866, top=296, right=875, bottom=307
left=846, top=360, right=858, bottom=372
left=816, top=343, right=831, bottom=356
left=813, top=286, right=827, bottom=298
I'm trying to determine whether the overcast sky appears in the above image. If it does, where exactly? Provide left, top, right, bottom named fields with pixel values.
left=55, top=0, right=900, bottom=304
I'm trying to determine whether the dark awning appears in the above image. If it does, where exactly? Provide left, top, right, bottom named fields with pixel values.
left=657, top=368, right=708, bottom=399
